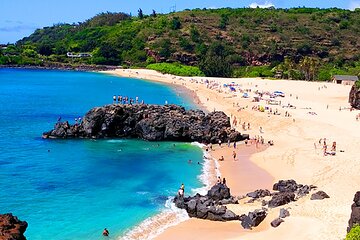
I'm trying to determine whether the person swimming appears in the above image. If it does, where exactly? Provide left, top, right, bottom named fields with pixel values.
left=102, top=228, right=109, bottom=237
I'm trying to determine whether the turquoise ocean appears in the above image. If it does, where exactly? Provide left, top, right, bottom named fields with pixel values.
left=0, top=69, right=205, bottom=239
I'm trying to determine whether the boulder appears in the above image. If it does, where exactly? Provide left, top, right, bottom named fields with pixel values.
left=0, top=213, right=28, bottom=240
left=222, top=209, right=239, bottom=221
left=349, top=83, right=360, bottom=110
left=207, top=184, right=231, bottom=201
left=273, top=180, right=298, bottom=192
left=240, top=209, right=267, bottom=229
left=310, top=191, right=330, bottom=200
left=271, top=218, right=284, bottom=228
left=43, top=104, right=248, bottom=143
left=246, top=189, right=271, bottom=199
left=348, top=191, right=360, bottom=232
left=279, top=208, right=290, bottom=218
left=268, top=192, right=295, bottom=208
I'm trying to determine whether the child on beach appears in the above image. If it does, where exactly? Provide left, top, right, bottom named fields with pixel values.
left=232, top=151, right=237, bottom=161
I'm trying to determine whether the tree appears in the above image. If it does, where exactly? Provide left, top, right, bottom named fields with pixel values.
left=170, top=17, right=181, bottom=30
left=299, top=56, right=320, bottom=81
left=138, top=8, right=144, bottom=19
left=151, top=10, right=157, bottom=17
left=38, top=43, right=53, bottom=56
left=199, top=42, right=232, bottom=77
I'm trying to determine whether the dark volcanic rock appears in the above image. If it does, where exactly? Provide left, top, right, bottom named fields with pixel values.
left=310, top=191, right=330, bottom=200
left=272, top=179, right=314, bottom=198
left=349, top=83, right=360, bottom=110
left=279, top=208, right=290, bottom=218
left=240, top=209, right=267, bottom=229
left=207, top=184, right=231, bottom=201
left=273, top=180, right=298, bottom=192
left=268, top=192, right=295, bottom=208
left=271, top=218, right=284, bottom=228
left=246, top=189, right=271, bottom=199
left=348, top=191, right=360, bottom=232
left=0, top=213, right=28, bottom=240
left=173, top=184, right=239, bottom=221
left=43, top=104, right=247, bottom=143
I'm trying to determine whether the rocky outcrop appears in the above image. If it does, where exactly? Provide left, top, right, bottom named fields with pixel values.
left=310, top=191, right=330, bottom=200
left=43, top=104, right=248, bottom=143
left=268, top=192, right=295, bottom=208
left=348, top=191, right=360, bottom=232
left=240, top=209, right=267, bottom=229
left=246, top=189, right=271, bottom=199
left=0, top=213, right=27, bottom=240
left=349, top=83, right=360, bottom=110
left=272, top=179, right=316, bottom=198
left=173, top=184, right=239, bottom=221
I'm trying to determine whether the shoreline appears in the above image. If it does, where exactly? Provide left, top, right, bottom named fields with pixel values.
left=104, top=69, right=360, bottom=240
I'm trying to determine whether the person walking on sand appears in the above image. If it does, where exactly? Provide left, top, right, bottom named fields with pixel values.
left=217, top=176, right=221, bottom=184
left=233, top=141, right=237, bottom=149
left=227, top=139, right=231, bottom=147
left=232, top=151, right=236, bottom=161
left=248, top=122, right=251, bottom=130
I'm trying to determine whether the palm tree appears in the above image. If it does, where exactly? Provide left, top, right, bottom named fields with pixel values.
left=299, top=56, right=319, bottom=81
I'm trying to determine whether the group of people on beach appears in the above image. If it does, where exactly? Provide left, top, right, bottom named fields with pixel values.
left=112, top=95, right=143, bottom=105
left=317, top=138, right=337, bottom=156
left=217, top=176, right=226, bottom=186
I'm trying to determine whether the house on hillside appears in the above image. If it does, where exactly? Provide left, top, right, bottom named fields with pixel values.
left=67, top=52, right=92, bottom=58
left=332, top=75, right=358, bottom=85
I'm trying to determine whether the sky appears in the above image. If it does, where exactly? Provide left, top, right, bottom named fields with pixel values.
left=0, top=0, right=359, bottom=44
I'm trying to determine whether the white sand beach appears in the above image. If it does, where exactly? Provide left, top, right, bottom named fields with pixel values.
left=105, top=69, right=360, bottom=240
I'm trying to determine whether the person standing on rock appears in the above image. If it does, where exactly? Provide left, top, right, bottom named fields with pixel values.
left=113, top=95, right=116, bottom=103
left=222, top=178, right=227, bottom=186
left=218, top=140, right=222, bottom=147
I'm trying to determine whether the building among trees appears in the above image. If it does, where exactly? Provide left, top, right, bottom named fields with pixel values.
left=332, top=75, right=359, bottom=85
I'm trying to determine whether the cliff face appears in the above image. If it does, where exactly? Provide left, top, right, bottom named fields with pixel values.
left=349, top=83, right=360, bottom=110
left=43, top=104, right=248, bottom=143
left=0, top=213, right=27, bottom=240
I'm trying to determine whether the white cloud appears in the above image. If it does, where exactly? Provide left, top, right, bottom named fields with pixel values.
left=349, top=0, right=360, bottom=10
left=249, top=1, right=275, bottom=8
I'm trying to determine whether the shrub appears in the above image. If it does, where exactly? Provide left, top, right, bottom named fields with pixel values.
left=355, top=80, right=360, bottom=89
left=346, top=225, right=360, bottom=240
left=146, top=63, right=204, bottom=76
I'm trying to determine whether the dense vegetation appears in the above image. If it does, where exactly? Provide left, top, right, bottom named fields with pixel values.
left=1, top=7, right=360, bottom=79
left=146, top=63, right=204, bottom=76
left=346, top=225, right=360, bottom=240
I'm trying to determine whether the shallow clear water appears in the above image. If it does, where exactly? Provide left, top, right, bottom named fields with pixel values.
left=0, top=69, right=204, bottom=239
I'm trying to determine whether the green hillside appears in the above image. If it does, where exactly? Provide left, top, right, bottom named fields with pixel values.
left=1, top=8, right=360, bottom=79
